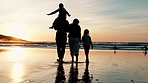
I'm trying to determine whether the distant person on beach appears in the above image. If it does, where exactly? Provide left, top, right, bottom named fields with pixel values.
left=47, top=3, right=71, bottom=29
left=81, top=29, right=93, bottom=62
left=68, top=19, right=81, bottom=62
left=143, top=45, right=148, bottom=51
left=143, top=45, right=147, bottom=56
left=113, top=45, right=119, bottom=54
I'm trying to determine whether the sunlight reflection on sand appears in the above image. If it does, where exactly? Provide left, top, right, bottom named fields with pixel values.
left=11, top=63, right=24, bottom=83
left=0, top=47, right=148, bottom=83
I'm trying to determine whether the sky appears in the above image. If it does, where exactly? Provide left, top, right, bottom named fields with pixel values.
left=0, top=0, right=148, bottom=42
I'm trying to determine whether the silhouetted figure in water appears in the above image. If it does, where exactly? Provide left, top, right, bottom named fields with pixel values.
left=68, top=19, right=81, bottom=63
left=143, top=45, right=147, bottom=56
left=113, top=45, right=119, bottom=50
left=47, top=3, right=71, bottom=29
left=143, top=45, right=147, bottom=51
left=142, top=45, right=147, bottom=56
left=82, top=62, right=92, bottom=83
left=81, top=29, right=93, bottom=63
left=113, top=45, right=118, bottom=54
left=68, top=62, right=79, bottom=83
left=55, top=62, right=66, bottom=83
left=47, top=3, right=69, bottom=62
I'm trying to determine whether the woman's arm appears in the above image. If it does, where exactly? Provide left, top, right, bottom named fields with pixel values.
left=90, top=37, right=93, bottom=49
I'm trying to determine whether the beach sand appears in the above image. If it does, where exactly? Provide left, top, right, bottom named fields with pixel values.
left=0, top=47, right=148, bottom=83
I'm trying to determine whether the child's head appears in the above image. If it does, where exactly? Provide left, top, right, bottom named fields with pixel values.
left=59, top=3, right=64, bottom=8
left=84, top=29, right=89, bottom=35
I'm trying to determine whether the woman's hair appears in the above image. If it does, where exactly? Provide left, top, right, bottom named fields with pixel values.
left=84, top=29, right=89, bottom=35
left=73, top=18, right=79, bottom=24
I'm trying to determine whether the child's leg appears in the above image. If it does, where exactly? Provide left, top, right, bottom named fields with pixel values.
left=50, top=17, right=59, bottom=29
left=84, top=48, right=89, bottom=62
left=75, top=54, right=79, bottom=63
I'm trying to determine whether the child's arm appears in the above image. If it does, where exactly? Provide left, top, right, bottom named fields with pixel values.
left=47, top=9, right=59, bottom=15
left=90, top=37, right=93, bottom=49
left=65, top=9, right=71, bottom=17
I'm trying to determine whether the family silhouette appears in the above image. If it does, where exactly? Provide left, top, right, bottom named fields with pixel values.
left=47, top=3, right=93, bottom=82
left=47, top=3, right=93, bottom=63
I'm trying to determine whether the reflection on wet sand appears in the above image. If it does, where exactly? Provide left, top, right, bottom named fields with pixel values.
left=11, top=63, right=24, bottom=83
left=81, top=62, right=92, bottom=83
left=1, top=48, right=148, bottom=83
left=143, top=51, right=147, bottom=56
left=68, top=62, right=79, bottom=83
left=9, top=48, right=26, bottom=83
left=55, top=62, right=66, bottom=83
left=0, top=49, right=9, bottom=52
left=1, top=48, right=26, bottom=83
left=55, top=62, right=92, bottom=83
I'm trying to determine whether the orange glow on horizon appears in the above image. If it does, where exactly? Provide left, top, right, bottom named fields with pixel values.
left=5, top=25, right=29, bottom=40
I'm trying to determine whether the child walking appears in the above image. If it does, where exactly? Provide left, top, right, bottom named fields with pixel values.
left=81, top=29, right=93, bottom=63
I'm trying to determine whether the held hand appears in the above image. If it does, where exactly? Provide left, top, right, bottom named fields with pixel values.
left=78, top=45, right=80, bottom=48
left=91, top=46, right=93, bottom=49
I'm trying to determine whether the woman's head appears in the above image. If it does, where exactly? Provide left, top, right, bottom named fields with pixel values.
left=73, top=19, right=79, bottom=25
left=84, top=29, right=89, bottom=35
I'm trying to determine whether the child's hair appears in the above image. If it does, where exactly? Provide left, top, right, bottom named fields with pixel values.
left=84, top=29, right=89, bottom=35
left=59, top=3, right=64, bottom=8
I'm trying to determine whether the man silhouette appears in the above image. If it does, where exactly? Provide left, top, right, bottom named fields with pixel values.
left=47, top=3, right=70, bottom=62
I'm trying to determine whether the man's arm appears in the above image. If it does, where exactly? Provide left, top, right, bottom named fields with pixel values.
left=79, top=26, right=81, bottom=41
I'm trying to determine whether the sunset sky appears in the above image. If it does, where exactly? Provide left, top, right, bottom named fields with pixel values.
left=0, top=0, right=148, bottom=42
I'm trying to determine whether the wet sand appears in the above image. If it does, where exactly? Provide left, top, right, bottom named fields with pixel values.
left=0, top=47, right=148, bottom=83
